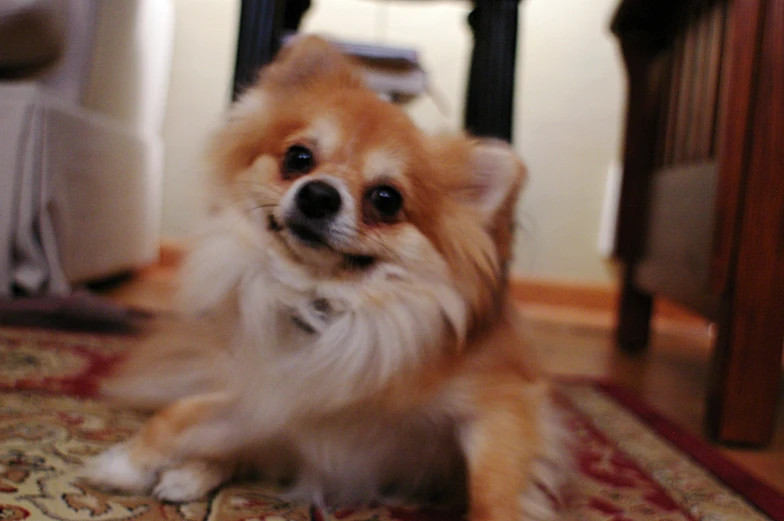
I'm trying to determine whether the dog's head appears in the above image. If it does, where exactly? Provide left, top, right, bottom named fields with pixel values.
left=209, top=36, right=525, bottom=336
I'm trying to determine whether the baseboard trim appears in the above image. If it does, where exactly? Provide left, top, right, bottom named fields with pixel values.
left=510, top=277, right=616, bottom=312
left=509, top=276, right=707, bottom=325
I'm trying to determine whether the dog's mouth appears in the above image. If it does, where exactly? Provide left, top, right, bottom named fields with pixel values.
left=288, top=222, right=326, bottom=247
left=267, top=214, right=376, bottom=270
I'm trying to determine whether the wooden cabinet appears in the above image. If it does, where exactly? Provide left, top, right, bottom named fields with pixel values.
left=612, top=0, right=784, bottom=445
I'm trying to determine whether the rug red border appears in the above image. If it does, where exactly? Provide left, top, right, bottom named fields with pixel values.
left=592, top=381, right=784, bottom=521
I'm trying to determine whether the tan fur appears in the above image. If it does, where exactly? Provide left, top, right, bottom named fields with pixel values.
left=83, top=36, right=570, bottom=520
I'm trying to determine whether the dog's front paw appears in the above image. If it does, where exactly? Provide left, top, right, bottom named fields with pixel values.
left=154, top=460, right=231, bottom=502
left=80, top=444, right=158, bottom=495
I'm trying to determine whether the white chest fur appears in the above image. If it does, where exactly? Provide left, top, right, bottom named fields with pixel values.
left=178, top=210, right=467, bottom=413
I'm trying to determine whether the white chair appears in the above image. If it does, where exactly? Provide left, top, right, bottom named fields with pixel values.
left=0, top=0, right=173, bottom=296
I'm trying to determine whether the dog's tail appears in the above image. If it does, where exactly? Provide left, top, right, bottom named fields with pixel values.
left=101, top=314, right=232, bottom=411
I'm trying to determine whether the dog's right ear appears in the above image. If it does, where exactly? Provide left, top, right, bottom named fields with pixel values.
left=260, top=35, right=363, bottom=91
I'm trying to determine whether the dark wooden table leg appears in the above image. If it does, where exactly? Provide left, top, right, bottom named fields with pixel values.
left=233, top=0, right=285, bottom=100
left=232, top=0, right=311, bottom=100
left=616, top=265, right=653, bottom=353
left=464, top=0, right=521, bottom=142
left=610, top=25, right=666, bottom=356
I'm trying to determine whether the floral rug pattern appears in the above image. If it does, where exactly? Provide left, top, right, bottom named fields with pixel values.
left=0, top=326, right=778, bottom=520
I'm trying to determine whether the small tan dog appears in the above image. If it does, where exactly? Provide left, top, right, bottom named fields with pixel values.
left=83, top=36, right=570, bottom=521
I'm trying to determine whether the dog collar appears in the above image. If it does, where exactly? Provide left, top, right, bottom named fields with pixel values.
left=289, top=298, right=333, bottom=334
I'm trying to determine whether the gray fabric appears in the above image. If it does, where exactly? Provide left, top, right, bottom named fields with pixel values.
left=0, top=94, right=70, bottom=297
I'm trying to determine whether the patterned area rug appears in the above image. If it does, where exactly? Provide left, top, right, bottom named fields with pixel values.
left=1, top=326, right=782, bottom=521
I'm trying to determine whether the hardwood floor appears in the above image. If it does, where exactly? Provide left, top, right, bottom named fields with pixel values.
left=521, top=303, right=784, bottom=495
left=99, top=265, right=784, bottom=496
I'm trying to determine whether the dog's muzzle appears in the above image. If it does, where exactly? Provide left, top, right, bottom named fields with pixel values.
left=285, top=180, right=342, bottom=246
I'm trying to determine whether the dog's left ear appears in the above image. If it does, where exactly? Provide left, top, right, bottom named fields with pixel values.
left=464, top=139, right=526, bottom=226
left=261, top=35, right=363, bottom=90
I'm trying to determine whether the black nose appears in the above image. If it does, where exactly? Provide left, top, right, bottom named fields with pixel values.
left=296, top=181, right=342, bottom=219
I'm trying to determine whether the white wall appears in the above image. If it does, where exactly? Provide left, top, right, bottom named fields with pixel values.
left=160, top=0, right=625, bottom=285
left=513, top=0, right=625, bottom=284
left=160, top=0, right=239, bottom=237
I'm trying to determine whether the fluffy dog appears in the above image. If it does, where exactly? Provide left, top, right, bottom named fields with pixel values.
left=83, top=36, right=570, bottom=521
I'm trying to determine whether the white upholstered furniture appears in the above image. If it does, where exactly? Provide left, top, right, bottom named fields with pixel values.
left=0, top=0, right=173, bottom=296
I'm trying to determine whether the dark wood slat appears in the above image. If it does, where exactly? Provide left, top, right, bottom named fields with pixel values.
left=699, top=1, right=726, bottom=159
left=708, top=0, right=784, bottom=446
left=663, top=32, right=685, bottom=167
left=685, top=2, right=709, bottom=161
left=709, top=0, right=765, bottom=293
left=711, top=1, right=732, bottom=159
left=673, top=13, right=699, bottom=164
left=661, top=35, right=685, bottom=167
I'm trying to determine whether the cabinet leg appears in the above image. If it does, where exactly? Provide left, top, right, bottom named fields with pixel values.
left=232, top=0, right=311, bottom=101
left=464, top=0, right=520, bottom=141
left=616, top=266, right=652, bottom=353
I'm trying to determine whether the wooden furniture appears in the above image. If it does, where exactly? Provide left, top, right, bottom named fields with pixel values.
left=231, top=0, right=522, bottom=141
left=612, top=0, right=784, bottom=445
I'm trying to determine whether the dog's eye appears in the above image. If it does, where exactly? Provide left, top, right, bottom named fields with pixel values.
left=282, top=145, right=315, bottom=179
left=364, top=185, right=403, bottom=223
